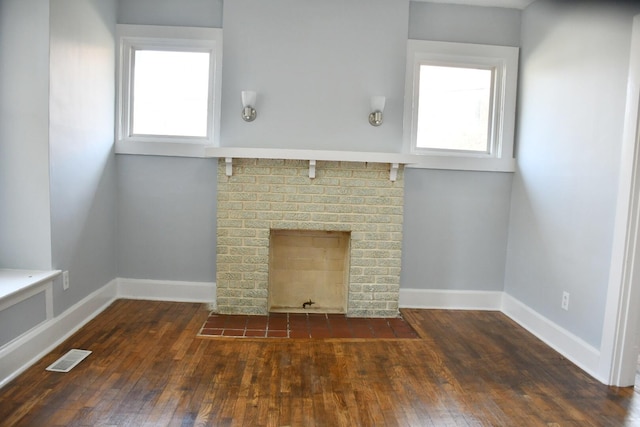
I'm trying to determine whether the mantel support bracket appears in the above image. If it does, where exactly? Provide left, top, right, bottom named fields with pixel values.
left=390, top=163, right=399, bottom=182
left=225, top=157, right=233, bottom=177
left=223, top=156, right=401, bottom=181
left=309, top=160, right=316, bottom=179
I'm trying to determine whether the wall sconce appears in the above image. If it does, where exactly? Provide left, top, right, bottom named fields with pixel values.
left=368, top=96, right=385, bottom=127
left=241, top=91, right=257, bottom=122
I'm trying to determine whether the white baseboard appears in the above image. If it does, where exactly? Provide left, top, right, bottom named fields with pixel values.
left=501, top=293, right=601, bottom=380
left=399, top=288, right=504, bottom=310
left=399, top=288, right=602, bottom=382
left=0, top=280, right=603, bottom=389
left=501, top=293, right=603, bottom=382
left=0, top=279, right=118, bottom=389
left=0, top=277, right=217, bottom=389
left=117, top=278, right=216, bottom=303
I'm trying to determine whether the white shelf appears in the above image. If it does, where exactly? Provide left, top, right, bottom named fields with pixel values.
left=204, top=147, right=422, bottom=181
left=204, top=147, right=421, bottom=164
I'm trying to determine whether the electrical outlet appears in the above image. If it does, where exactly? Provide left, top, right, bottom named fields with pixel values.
left=63, top=271, right=70, bottom=290
left=561, top=291, right=570, bottom=311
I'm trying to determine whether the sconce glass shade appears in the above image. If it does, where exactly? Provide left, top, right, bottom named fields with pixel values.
left=241, top=90, right=257, bottom=122
left=369, top=95, right=385, bottom=126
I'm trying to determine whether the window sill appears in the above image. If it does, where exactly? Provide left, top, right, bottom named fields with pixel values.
left=115, top=141, right=211, bottom=158
left=406, top=156, right=515, bottom=173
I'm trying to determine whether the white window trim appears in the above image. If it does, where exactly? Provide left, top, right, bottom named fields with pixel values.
left=403, top=40, right=519, bottom=172
left=115, top=24, right=223, bottom=157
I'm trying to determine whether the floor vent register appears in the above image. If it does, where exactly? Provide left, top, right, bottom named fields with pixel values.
left=45, top=349, right=92, bottom=373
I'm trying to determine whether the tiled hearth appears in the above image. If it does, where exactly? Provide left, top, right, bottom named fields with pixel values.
left=198, top=312, right=419, bottom=339
left=216, top=158, right=405, bottom=317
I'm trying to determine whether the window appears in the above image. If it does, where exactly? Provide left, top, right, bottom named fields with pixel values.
left=116, top=25, right=222, bottom=157
left=403, top=40, right=519, bottom=172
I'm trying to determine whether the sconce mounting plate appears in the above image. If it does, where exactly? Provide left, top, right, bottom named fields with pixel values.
left=242, top=107, right=256, bottom=122
left=369, top=112, right=383, bottom=126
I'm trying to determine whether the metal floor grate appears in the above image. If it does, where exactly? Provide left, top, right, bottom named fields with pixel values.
left=45, top=349, right=92, bottom=373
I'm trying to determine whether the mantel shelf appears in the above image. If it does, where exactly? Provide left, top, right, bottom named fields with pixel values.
left=204, top=147, right=421, bottom=164
left=204, top=147, right=422, bottom=181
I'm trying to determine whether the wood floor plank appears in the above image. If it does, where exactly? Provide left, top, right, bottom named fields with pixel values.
left=1, top=299, right=640, bottom=426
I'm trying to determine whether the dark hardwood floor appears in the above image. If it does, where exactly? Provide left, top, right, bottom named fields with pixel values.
left=1, top=299, right=639, bottom=426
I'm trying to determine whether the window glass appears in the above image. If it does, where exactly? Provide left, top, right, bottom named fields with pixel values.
left=403, top=40, right=518, bottom=172
left=416, top=65, right=493, bottom=153
left=116, top=25, right=222, bottom=156
left=132, top=50, right=210, bottom=138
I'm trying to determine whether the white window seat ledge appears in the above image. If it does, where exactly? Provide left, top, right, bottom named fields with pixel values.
left=0, top=269, right=60, bottom=311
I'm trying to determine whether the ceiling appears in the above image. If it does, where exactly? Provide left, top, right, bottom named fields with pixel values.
left=412, top=0, right=535, bottom=9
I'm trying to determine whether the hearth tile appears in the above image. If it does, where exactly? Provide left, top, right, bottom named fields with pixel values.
left=387, top=318, right=419, bottom=338
left=268, top=312, right=288, bottom=318
left=327, top=315, right=349, bottom=327
left=198, top=312, right=419, bottom=339
left=267, top=318, right=288, bottom=330
left=368, top=318, right=391, bottom=327
left=204, top=317, right=226, bottom=328
left=289, top=319, right=308, bottom=330
left=350, top=326, right=375, bottom=338
left=386, top=318, right=406, bottom=327
left=224, top=315, right=249, bottom=329
left=246, top=316, right=269, bottom=329
left=267, top=330, right=288, bottom=338
left=310, top=329, right=331, bottom=339
left=371, top=327, right=396, bottom=338
left=309, top=320, right=330, bottom=329
left=346, top=318, right=370, bottom=329
left=200, top=328, right=224, bottom=336
left=391, top=325, right=419, bottom=338
left=288, top=313, right=308, bottom=322
left=329, top=327, right=353, bottom=338
left=289, top=329, right=310, bottom=339
left=310, top=328, right=330, bottom=337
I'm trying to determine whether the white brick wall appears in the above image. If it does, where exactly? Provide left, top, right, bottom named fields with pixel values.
left=216, top=158, right=404, bottom=317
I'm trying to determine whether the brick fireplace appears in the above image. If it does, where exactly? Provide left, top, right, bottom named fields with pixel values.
left=216, top=158, right=404, bottom=317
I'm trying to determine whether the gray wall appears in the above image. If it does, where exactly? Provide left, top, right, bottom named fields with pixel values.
left=400, top=2, right=520, bottom=291
left=505, top=1, right=640, bottom=348
left=0, top=292, right=46, bottom=347
left=409, top=2, right=521, bottom=46
left=0, top=0, right=52, bottom=270
left=116, top=157, right=217, bottom=281
left=117, top=0, right=223, bottom=28
left=0, top=0, right=118, bottom=321
left=402, top=169, right=513, bottom=291
left=221, top=0, right=409, bottom=152
left=115, top=0, right=522, bottom=292
left=115, top=0, right=410, bottom=283
left=49, top=0, right=118, bottom=314
left=115, top=0, right=221, bottom=282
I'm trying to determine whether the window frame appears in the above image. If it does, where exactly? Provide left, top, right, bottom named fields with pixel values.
left=403, top=40, right=519, bottom=172
left=116, top=24, right=223, bottom=157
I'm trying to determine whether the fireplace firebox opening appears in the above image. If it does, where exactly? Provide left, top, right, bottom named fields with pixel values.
left=268, top=229, right=350, bottom=314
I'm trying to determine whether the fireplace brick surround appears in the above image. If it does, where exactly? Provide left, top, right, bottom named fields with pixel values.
left=216, top=158, right=404, bottom=317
